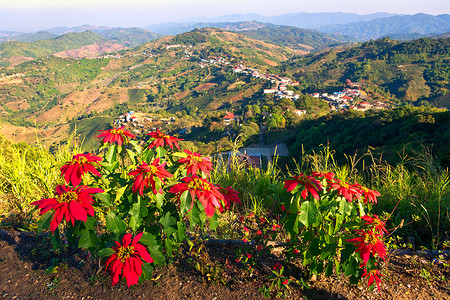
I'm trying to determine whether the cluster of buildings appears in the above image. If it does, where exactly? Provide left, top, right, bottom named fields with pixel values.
left=233, top=64, right=302, bottom=100
left=114, top=111, right=177, bottom=135
left=311, top=87, right=387, bottom=112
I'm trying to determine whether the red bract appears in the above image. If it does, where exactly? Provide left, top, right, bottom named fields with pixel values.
left=354, top=184, right=381, bottom=204
left=216, top=185, right=241, bottom=211
left=97, top=126, right=135, bottom=146
left=105, top=233, right=153, bottom=287
left=273, top=263, right=283, bottom=270
left=346, top=230, right=386, bottom=265
left=312, top=171, right=335, bottom=181
left=60, top=153, right=102, bottom=186
left=31, top=185, right=103, bottom=233
left=169, top=175, right=224, bottom=217
left=147, top=129, right=181, bottom=150
left=178, top=149, right=213, bottom=176
left=362, top=269, right=383, bottom=291
left=327, top=178, right=361, bottom=202
left=362, top=215, right=387, bottom=236
left=128, top=158, right=172, bottom=195
left=283, top=174, right=322, bottom=200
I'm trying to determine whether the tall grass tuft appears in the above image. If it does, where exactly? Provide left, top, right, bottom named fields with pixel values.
left=0, top=134, right=80, bottom=215
left=368, top=148, right=450, bottom=249
left=212, top=151, right=289, bottom=216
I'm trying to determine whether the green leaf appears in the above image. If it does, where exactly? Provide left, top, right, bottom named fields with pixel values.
left=334, top=214, right=344, bottom=234
left=156, top=147, right=167, bottom=158
left=188, top=201, right=201, bottom=229
left=50, top=227, right=61, bottom=249
left=129, top=139, right=142, bottom=153
left=209, top=213, right=219, bottom=231
left=177, top=221, right=186, bottom=241
left=84, top=216, right=97, bottom=231
left=340, top=243, right=355, bottom=263
left=285, top=213, right=300, bottom=235
left=126, top=149, right=137, bottom=164
left=325, top=261, right=334, bottom=277
left=321, top=243, right=337, bottom=260
left=98, top=247, right=115, bottom=257
left=298, top=201, right=320, bottom=227
left=106, top=211, right=127, bottom=233
left=307, top=237, right=321, bottom=258
left=37, top=211, right=53, bottom=233
left=165, top=238, right=173, bottom=256
left=155, top=192, right=164, bottom=209
left=140, top=233, right=165, bottom=266
left=358, top=201, right=366, bottom=216
left=107, top=161, right=120, bottom=173
left=141, top=262, right=154, bottom=280
left=338, top=198, right=353, bottom=217
left=94, top=193, right=112, bottom=206
left=344, top=254, right=359, bottom=276
left=179, top=191, right=191, bottom=216
left=160, top=211, right=177, bottom=236
left=129, top=196, right=149, bottom=231
left=115, top=186, right=128, bottom=203
left=78, top=229, right=99, bottom=250
left=106, top=144, right=118, bottom=164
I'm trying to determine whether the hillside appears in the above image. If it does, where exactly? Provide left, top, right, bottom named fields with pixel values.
left=0, top=28, right=300, bottom=148
left=320, top=13, right=450, bottom=41
left=288, top=106, right=450, bottom=167
left=0, top=31, right=57, bottom=43
left=0, top=31, right=108, bottom=59
left=240, top=26, right=356, bottom=51
left=0, top=30, right=448, bottom=154
left=276, top=37, right=450, bottom=108
left=98, top=27, right=162, bottom=47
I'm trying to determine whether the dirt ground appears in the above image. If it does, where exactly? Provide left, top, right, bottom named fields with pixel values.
left=0, top=229, right=449, bottom=300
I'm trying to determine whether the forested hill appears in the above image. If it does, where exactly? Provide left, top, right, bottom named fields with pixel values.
left=320, top=13, right=450, bottom=40
left=239, top=26, right=356, bottom=51
left=0, top=31, right=108, bottom=59
left=289, top=106, right=450, bottom=167
left=277, top=37, right=450, bottom=108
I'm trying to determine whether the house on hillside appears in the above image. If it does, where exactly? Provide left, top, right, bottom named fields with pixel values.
left=223, top=112, right=235, bottom=124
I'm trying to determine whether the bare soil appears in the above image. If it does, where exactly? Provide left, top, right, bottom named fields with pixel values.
left=0, top=229, right=449, bottom=300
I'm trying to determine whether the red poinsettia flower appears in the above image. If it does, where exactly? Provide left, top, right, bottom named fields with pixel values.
left=97, top=126, right=135, bottom=146
left=362, top=268, right=383, bottom=291
left=327, top=178, right=361, bottom=202
left=147, top=129, right=181, bottom=150
left=346, top=230, right=386, bottom=265
left=31, top=185, right=104, bottom=233
left=128, top=158, right=172, bottom=195
left=169, top=175, right=224, bottom=217
left=273, top=263, right=283, bottom=270
left=105, top=233, right=153, bottom=287
left=60, top=153, right=102, bottom=186
left=283, top=173, right=322, bottom=200
left=312, top=171, right=335, bottom=181
left=362, top=215, right=387, bottom=236
left=178, top=149, right=213, bottom=177
left=353, top=184, right=381, bottom=204
left=216, top=185, right=241, bottom=211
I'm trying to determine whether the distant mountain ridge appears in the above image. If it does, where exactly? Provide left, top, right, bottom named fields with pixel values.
left=0, top=26, right=162, bottom=47
left=320, top=13, right=450, bottom=40
left=178, top=12, right=399, bottom=28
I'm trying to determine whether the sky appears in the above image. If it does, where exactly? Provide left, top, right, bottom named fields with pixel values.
left=0, top=0, right=449, bottom=31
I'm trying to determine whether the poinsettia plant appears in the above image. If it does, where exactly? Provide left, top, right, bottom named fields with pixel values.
left=281, top=171, right=386, bottom=291
left=33, top=127, right=241, bottom=286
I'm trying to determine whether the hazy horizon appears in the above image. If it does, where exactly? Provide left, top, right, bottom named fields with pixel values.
left=0, top=0, right=449, bottom=32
